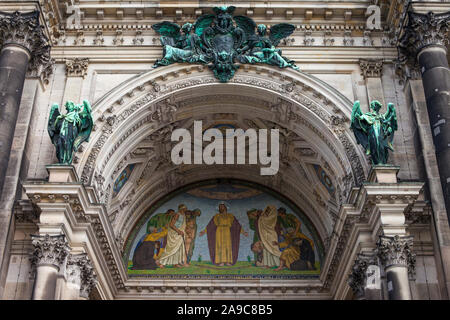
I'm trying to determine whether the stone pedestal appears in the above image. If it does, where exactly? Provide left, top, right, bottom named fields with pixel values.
left=46, top=165, right=79, bottom=183
left=367, top=165, right=400, bottom=184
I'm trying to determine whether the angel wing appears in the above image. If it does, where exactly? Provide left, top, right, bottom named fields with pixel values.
left=383, top=102, right=397, bottom=144
left=233, top=15, right=256, bottom=38
left=47, top=103, right=61, bottom=144
left=152, top=21, right=181, bottom=46
left=194, top=14, right=215, bottom=37
left=269, top=23, right=296, bottom=46
left=350, top=100, right=369, bottom=150
left=73, top=100, right=93, bottom=151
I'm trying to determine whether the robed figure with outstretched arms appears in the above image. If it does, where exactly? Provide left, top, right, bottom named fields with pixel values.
left=199, top=202, right=248, bottom=266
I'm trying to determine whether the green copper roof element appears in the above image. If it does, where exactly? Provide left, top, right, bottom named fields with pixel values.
left=152, top=6, right=299, bottom=82
left=48, top=100, right=93, bottom=165
left=350, top=100, right=398, bottom=165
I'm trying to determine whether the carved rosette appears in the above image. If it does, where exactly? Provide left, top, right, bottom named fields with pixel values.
left=65, top=58, right=89, bottom=78
left=359, top=59, right=383, bottom=78
left=0, top=11, right=52, bottom=74
left=79, top=255, right=97, bottom=298
left=30, top=234, right=70, bottom=270
left=376, top=235, right=415, bottom=271
left=348, top=253, right=377, bottom=298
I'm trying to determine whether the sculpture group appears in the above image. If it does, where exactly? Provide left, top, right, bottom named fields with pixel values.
left=152, top=6, right=299, bottom=82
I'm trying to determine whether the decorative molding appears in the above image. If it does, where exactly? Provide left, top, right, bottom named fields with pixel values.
left=30, top=234, right=70, bottom=270
left=377, top=235, right=415, bottom=269
left=65, top=58, right=89, bottom=78
left=359, top=59, right=383, bottom=78
left=0, top=11, right=52, bottom=74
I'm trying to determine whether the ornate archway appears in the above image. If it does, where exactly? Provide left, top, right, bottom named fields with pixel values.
left=74, top=64, right=368, bottom=257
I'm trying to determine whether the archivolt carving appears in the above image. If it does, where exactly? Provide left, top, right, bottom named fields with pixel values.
left=76, top=65, right=368, bottom=244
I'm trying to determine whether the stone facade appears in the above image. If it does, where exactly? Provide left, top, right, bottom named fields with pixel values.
left=0, top=0, right=449, bottom=300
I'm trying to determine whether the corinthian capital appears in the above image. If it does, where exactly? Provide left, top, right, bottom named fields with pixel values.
left=31, top=234, right=70, bottom=270
left=377, top=235, right=415, bottom=271
left=65, top=58, right=89, bottom=78
left=359, top=59, right=383, bottom=78
left=78, top=254, right=97, bottom=298
left=348, top=253, right=378, bottom=298
left=0, top=11, right=52, bottom=73
left=399, top=11, right=450, bottom=58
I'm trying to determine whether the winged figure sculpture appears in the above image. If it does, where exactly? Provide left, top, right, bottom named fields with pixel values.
left=48, top=100, right=93, bottom=164
left=350, top=100, right=398, bottom=165
left=151, top=6, right=300, bottom=82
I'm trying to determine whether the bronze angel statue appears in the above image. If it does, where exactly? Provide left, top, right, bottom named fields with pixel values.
left=350, top=100, right=398, bottom=165
left=47, top=100, right=93, bottom=165
left=234, top=16, right=299, bottom=70
left=151, top=21, right=210, bottom=67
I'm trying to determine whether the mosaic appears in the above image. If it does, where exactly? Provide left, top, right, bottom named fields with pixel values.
left=125, top=180, right=322, bottom=278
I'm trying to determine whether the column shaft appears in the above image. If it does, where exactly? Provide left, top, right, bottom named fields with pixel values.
left=32, top=265, right=59, bottom=300
left=385, top=265, right=411, bottom=300
left=0, top=45, right=30, bottom=194
left=417, top=46, right=450, bottom=216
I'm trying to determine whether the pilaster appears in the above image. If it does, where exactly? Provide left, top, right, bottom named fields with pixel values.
left=359, top=59, right=385, bottom=105
left=23, top=165, right=123, bottom=300
left=63, top=58, right=89, bottom=103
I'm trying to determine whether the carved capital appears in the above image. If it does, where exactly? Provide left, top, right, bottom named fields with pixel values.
left=359, top=59, right=383, bottom=78
left=377, top=235, right=415, bottom=271
left=30, top=234, right=70, bottom=270
left=348, top=253, right=377, bottom=298
left=66, top=254, right=85, bottom=285
left=399, top=11, right=450, bottom=59
left=65, top=58, right=89, bottom=78
left=79, top=254, right=97, bottom=298
left=0, top=11, right=52, bottom=73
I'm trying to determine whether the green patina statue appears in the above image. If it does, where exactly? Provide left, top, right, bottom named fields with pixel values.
left=47, top=100, right=93, bottom=165
left=350, top=100, right=398, bottom=165
left=152, top=6, right=299, bottom=82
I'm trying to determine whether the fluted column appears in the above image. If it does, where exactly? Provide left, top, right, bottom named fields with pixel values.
left=30, top=234, right=70, bottom=300
left=377, top=235, right=416, bottom=300
left=399, top=11, right=450, bottom=218
left=0, top=11, right=51, bottom=195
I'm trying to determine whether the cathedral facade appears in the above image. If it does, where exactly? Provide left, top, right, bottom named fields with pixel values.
left=0, top=0, right=449, bottom=300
